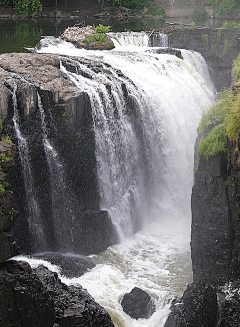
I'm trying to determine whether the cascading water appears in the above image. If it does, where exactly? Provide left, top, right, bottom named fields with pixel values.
left=15, top=32, right=216, bottom=326
left=37, top=94, right=77, bottom=251
left=109, top=31, right=169, bottom=48
left=12, top=86, right=45, bottom=252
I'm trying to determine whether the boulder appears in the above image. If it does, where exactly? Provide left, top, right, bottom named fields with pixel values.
left=121, top=287, right=156, bottom=319
left=164, top=282, right=218, bottom=327
left=34, top=264, right=115, bottom=327
left=0, top=260, right=56, bottom=327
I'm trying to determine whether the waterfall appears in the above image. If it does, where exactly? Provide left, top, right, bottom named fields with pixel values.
left=12, top=86, right=45, bottom=251
left=108, top=31, right=169, bottom=48
left=14, top=32, right=217, bottom=326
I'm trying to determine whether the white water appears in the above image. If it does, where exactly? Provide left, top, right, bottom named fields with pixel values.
left=22, top=34, right=215, bottom=326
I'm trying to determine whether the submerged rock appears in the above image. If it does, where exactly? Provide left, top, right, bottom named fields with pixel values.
left=146, top=47, right=183, bottom=59
left=121, top=287, right=156, bottom=319
left=33, top=252, right=96, bottom=277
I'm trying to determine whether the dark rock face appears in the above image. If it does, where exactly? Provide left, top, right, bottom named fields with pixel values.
left=0, top=141, right=19, bottom=262
left=218, top=280, right=240, bottom=327
left=0, top=233, right=19, bottom=263
left=33, top=252, right=96, bottom=278
left=121, top=287, right=156, bottom=320
left=0, top=260, right=56, bottom=327
left=191, top=153, right=233, bottom=285
left=34, top=264, right=115, bottom=327
left=164, top=282, right=218, bottom=327
left=0, top=260, right=115, bottom=327
left=79, top=210, right=120, bottom=255
left=0, top=53, right=121, bottom=255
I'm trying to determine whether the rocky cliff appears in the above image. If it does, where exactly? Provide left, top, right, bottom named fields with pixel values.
left=0, top=52, right=119, bottom=255
left=0, top=52, right=116, bottom=327
left=165, top=48, right=240, bottom=327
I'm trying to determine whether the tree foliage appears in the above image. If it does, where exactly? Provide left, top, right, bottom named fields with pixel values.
left=209, top=0, right=240, bottom=16
left=1, top=0, right=42, bottom=15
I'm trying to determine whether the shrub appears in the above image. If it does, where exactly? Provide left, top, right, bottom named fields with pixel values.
left=192, top=5, right=208, bottom=21
left=198, top=123, right=229, bottom=160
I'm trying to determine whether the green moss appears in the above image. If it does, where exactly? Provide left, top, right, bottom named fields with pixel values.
left=198, top=124, right=229, bottom=160
left=223, top=175, right=231, bottom=187
left=0, top=182, right=5, bottom=194
left=1, top=136, right=12, bottom=144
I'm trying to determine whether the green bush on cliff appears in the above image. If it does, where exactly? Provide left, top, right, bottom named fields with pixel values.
left=198, top=123, right=229, bottom=160
left=198, top=55, right=240, bottom=161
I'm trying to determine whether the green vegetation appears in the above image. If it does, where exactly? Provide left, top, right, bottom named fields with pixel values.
left=223, top=175, right=231, bottom=186
left=0, top=0, right=42, bottom=15
left=0, top=182, right=5, bottom=195
left=192, top=5, right=208, bottom=22
left=8, top=208, right=15, bottom=221
left=94, top=24, right=111, bottom=34
left=198, top=123, right=229, bottom=160
left=144, top=1, right=165, bottom=16
left=0, top=153, right=13, bottom=162
left=1, top=136, right=12, bottom=144
left=198, top=54, right=240, bottom=161
left=202, top=33, right=209, bottom=45
left=209, top=0, right=240, bottom=17
left=83, top=24, right=111, bottom=45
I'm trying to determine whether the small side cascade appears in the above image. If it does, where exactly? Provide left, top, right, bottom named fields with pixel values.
left=108, top=31, right=169, bottom=48
left=12, top=86, right=45, bottom=252
left=108, top=31, right=149, bottom=47
left=148, top=32, right=169, bottom=47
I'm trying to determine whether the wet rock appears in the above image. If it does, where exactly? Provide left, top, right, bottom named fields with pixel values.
left=146, top=47, right=183, bottom=59
left=34, top=264, right=115, bottom=327
left=218, top=280, right=240, bottom=327
left=33, top=252, right=96, bottom=277
left=0, top=141, right=19, bottom=262
left=0, top=233, right=20, bottom=262
left=121, top=287, right=156, bottom=319
left=78, top=210, right=120, bottom=255
left=0, top=260, right=56, bottom=327
left=164, top=282, right=217, bottom=327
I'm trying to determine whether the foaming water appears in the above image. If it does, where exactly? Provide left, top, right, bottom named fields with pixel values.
left=28, top=34, right=216, bottom=326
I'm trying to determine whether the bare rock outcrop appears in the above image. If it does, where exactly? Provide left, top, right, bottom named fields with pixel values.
left=61, top=25, right=114, bottom=50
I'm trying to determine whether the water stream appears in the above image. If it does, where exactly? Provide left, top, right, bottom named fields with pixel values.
left=16, top=33, right=215, bottom=326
